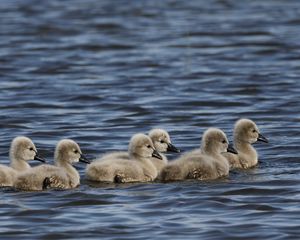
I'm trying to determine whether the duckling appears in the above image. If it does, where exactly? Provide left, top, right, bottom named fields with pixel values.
left=80, top=129, right=179, bottom=183
left=96, top=129, right=180, bottom=176
left=14, top=139, right=89, bottom=191
left=223, top=119, right=268, bottom=169
left=85, top=133, right=162, bottom=183
left=160, top=128, right=237, bottom=181
left=0, top=136, right=44, bottom=187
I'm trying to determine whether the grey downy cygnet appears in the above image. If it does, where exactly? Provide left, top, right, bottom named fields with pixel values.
left=160, top=128, right=237, bottom=181
left=0, top=136, right=44, bottom=187
left=223, top=118, right=268, bottom=169
left=14, top=139, right=89, bottom=191
left=96, top=129, right=180, bottom=176
left=85, top=133, right=162, bottom=183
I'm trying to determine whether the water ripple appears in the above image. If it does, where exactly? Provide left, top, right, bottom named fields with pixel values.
left=0, top=0, right=300, bottom=239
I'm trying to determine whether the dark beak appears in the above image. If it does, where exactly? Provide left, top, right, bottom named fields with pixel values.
left=152, top=149, right=163, bottom=160
left=257, top=133, right=268, bottom=143
left=79, top=154, right=90, bottom=164
left=167, top=143, right=180, bottom=153
left=227, top=144, right=238, bottom=154
left=34, top=154, right=46, bottom=163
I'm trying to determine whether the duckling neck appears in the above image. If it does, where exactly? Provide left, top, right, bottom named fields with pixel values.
left=151, top=154, right=167, bottom=172
left=129, top=152, right=141, bottom=160
left=130, top=153, right=152, bottom=162
left=202, top=148, right=220, bottom=157
left=56, top=161, right=80, bottom=187
left=235, top=139, right=255, bottom=154
left=130, top=153, right=157, bottom=178
left=10, top=158, right=31, bottom=171
left=235, top=139, right=258, bottom=167
left=207, top=151, right=226, bottom=162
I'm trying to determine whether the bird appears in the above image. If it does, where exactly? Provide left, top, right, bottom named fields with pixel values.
left=14, top=139, right=89, bottom=191
left=97, top=129, right=180, bottom=176
left=223, top=118, right=268, bottom=169
left=0, top=136, right=44, bottom=187
left=160, top=128, right=237, bottom=181
left=85, top=133, right=162, bottom=183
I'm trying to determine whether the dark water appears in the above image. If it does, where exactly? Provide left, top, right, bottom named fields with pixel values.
left=1, top=0, right=300, bottom=239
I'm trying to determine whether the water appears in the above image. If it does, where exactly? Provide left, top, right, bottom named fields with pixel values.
left=0, top=0, right=300, bottom=239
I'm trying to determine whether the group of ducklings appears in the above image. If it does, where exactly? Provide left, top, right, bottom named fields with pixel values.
left=0, top=118, right=268, bottom=191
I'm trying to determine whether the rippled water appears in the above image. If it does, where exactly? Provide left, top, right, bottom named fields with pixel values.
left=1, top=0, right=300, bottom=239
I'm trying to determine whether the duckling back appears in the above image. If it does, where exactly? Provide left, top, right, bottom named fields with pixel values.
left=160, top=152, right=216, bottom=181
left=0, top=165, right=17, bottom=187
left=86, top=158, right=146, bottom=183
left=96, top=150, right=167, bottom=177
left=14, top=165, right=69, bottom=191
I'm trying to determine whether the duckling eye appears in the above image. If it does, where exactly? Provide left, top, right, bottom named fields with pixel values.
left=222, top=140, right=226, bottom=144
left=147, top=145, right=151, bottom=148
left=74, top=150, right=79, bottom=154
left=29, top=147, right=34, bottom=151
left=252, top=129, right=256, bottom=133
left=160, top=140, right=164, bottom=144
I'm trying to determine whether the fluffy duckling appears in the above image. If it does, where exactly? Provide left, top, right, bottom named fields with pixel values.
left=86, top=133, right=162, bottom=183
left=0, top=136, right=44, bottom=187
left=223, top=119, right=268, bottom=169
left=97, top=129, right=180, bottom=175
left=14, top=139, right=89, bottom=191
left=160, top=128, right=237, bottom=181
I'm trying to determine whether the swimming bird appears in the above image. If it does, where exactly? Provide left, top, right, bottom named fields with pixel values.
left=223, top=118, right=268, bottom=169
left=0, top=136, right=44, bottom=187
left=14, top=139, right=89, bottom=191
left=94, top=129, right=180, bottom=175
left=85, top=133, right=162, bottom=183
left=160, top=128, right=237, bottom=181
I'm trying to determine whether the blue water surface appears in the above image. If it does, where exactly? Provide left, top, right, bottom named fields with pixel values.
left=1, top=0, right=300, bottom=239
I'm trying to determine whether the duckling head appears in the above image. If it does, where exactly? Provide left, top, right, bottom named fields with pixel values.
left=129, top=133, right=163, bottom=160
left=55, top=139, right=89, bottom=165
left=234, top=119, right=268, bottom=144
left=9, top=136, right=45, bottom=163
left=201, top=128, right=237, bottom=155
left=148, top=129, right=180, bottom=153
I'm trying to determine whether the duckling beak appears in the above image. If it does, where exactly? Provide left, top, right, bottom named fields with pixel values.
left=152, top=149, right=163, bottom=160
left=167, top=143, right=181, bottom=153
left=79, top=154, right=90, bottom=164
left=34, top=154, right=46, bottom=163
left=257, top=133, right=268, bottom=143
left=227, top=144, right=238, bottom=154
